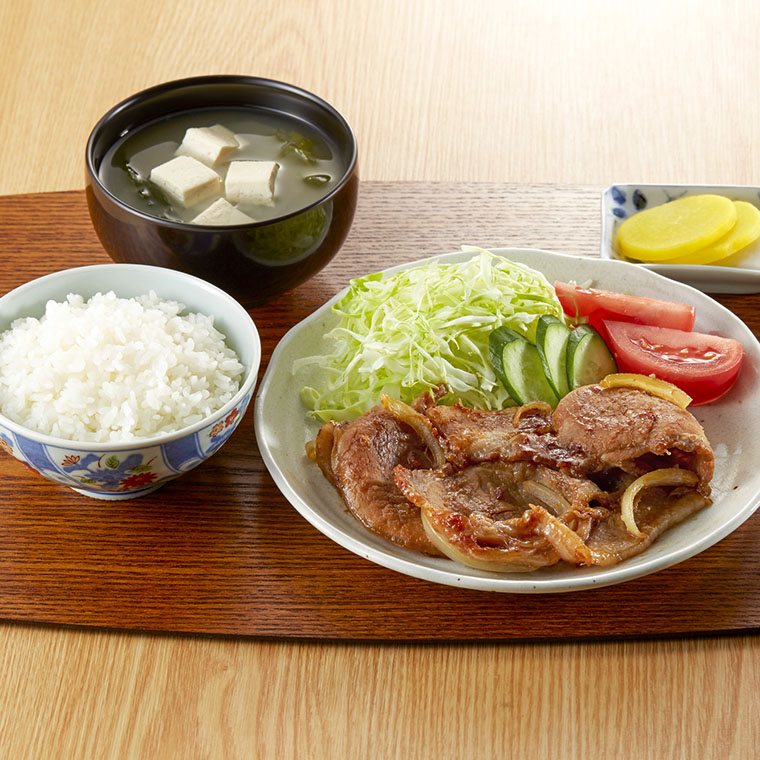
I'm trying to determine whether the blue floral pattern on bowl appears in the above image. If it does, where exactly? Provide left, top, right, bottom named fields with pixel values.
left=0, top=263, right=261, bottom=500
left=0, top=385, right=253, bottom=500
left=62, top=452, right=159, bottom=492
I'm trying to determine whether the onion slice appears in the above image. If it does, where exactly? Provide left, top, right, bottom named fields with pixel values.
left=620, top=467, right=699, bottom=537
left=521, top=480, right=572, bottom=516
left=512, top=401, right=552, bottom=426
left=533, top=508, right=593, bottom=566
left=381, top=394, right=446, bottom=468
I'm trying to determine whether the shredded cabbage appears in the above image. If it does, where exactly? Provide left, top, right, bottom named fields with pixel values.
left=296, top=247, right=566, bottom=421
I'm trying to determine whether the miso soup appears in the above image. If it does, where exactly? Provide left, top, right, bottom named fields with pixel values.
left=98, top=107, right=345, bottom=225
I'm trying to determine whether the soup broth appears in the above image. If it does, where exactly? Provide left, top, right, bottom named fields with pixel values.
left=99, top=107, right=344, bottom=225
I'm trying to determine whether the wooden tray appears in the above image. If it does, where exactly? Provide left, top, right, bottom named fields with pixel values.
left=0, top=183, right=758, bottom=641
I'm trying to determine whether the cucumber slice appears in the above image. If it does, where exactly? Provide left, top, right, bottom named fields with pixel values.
left=489, top=328, right=559, bottom=406
left=489, top=326, right=524, bottom=391
left=566, top=325, right=618, bottom=390
left=535, top=315, right=571, bottom=398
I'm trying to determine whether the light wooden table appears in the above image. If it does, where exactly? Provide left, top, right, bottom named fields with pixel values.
left=1, top=1, right=759, bottom=757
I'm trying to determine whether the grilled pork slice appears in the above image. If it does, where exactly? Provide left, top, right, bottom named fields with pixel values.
left=394, top=461, right=597, bottom=571
left=393, top=459, right=710, bottom=571
left=424, top=401, right=553, bottom=467
left=551, top=385, right=714, bottom=492
left=323, top=405, right=442, bottom=555
left=428, top=385, right=714, bottom=492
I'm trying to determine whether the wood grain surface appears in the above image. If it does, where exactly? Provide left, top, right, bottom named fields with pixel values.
left=2, top=1, right=760, bottom=195
left=3, top=0, right=760, bottom=757
left=0, top=184, right=758, bottom=642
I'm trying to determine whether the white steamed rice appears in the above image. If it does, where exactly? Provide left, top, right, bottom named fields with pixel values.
left=0, top=290, right=245, bottom=442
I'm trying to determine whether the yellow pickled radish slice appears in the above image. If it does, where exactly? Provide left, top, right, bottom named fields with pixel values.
left=659, top=201, right=760, bottom=265
left=617, top=194, right=738, bottom=262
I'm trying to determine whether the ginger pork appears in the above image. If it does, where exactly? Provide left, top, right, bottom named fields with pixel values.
left=307, top=382, right=715, bottom=572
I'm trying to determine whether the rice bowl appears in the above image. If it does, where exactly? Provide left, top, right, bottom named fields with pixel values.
left=0, top=264, right=260, bottom=500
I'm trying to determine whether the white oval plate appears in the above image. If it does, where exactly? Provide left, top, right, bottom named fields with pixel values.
left=254, top=248, right=760, bottom=593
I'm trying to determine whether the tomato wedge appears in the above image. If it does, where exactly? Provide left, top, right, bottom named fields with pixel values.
left=602, top=320, right=743, bottom=405
left=554, top=282, right=696, bottom=336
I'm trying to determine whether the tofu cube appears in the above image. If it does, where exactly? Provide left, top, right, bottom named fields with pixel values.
left=127, top=142, right=179, bottom=180
left=191, top=198, right=254, bottom=226
left=225, top=160, right=279, bottom=206
left=176, top=124, right=240, bottom=167
left=149, top=156, right=221, bottom=208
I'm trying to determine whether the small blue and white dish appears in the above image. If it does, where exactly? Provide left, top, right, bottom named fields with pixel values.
left=601, top=183, right=760, bottom=293
left=0, top=264, right=260, bottom=500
